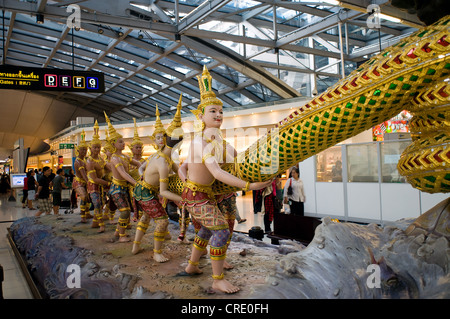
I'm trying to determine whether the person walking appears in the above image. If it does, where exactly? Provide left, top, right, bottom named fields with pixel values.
left=52, top=169, right=68, bottom=215
left=35, top=167, right=52, bottom=217
left=26, top=170, right=39, bottom=210
left=262, top=179, right=277, bottom=232
left=283, top=167, right=306, bottom=216
left=21, top=172, right=29, bottom=208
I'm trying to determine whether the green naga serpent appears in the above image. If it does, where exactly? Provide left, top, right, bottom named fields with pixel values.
left=168, top=15, right=450, bottom=196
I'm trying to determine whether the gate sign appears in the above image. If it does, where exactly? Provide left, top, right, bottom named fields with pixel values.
left=0, top=65, right=105, bottom=93
left=59, top=143, right=75, bottom=149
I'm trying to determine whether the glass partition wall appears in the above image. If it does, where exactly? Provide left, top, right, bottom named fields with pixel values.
left=305, top=139, right=448, bottom=225
left=316, top=140, right=411, bottom=184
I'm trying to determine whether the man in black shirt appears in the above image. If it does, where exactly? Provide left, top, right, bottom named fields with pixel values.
left=36, top=166, right=52, bottom=217
left=27, top=170, right=38, bottom=210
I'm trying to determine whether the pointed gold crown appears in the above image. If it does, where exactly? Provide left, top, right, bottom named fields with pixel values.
left=102, top=128, right=115, bottom=153
left=166, top=94, right=183, bottom=138
left=104, top=111, right=123, bottom=142
left=89, top=120, right=102, bottom=147
left=192, top=65, right=223, bottom=119
left=78, top=129, right=89, bottom=148
left=152, top=104, right=166, bottom=137
left=129, top=118, right=143, bottom=147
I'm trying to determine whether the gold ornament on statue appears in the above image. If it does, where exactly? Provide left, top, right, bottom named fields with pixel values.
left=89, top=120, right=102, bottom=147
left=103, top=111, right=122, bottom=153
left=129, top=118, right=143, bottom=148
left=103, top=111, right=123, bottom=143
left=75, top=129, right=89, bottom=156
left=152, top=104, right=166, bottom=137
left=102, top=128, right=115, bottom=154
left=166, top=94, right=183, bottom=139
left=151, top=104, right=166, bottom=150
left=192, top=65, right=223, bottom=119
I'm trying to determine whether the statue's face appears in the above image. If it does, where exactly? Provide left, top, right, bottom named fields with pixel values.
left=201, top=104, right=223, bottom=129
left=90, top=143, right=101, bottom=156
left=154, top=133, right=166, bottom=149
left=78, top=147, right=87, bottom=157
left=114, top=138, right=125, bottom=151
left=131, top=144, right=143, bottom=156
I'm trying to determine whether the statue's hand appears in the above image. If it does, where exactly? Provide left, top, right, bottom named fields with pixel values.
left=250, top=179, right=273, bottom=191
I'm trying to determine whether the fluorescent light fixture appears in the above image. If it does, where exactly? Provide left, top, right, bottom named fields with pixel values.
left=379, top=13, right=401, bottom=23
left=321, top=0, right=340, bottom=5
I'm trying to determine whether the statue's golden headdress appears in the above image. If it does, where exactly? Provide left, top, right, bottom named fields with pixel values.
left=191, top=65, right=223, bottom=119
left=89, top=120, right=102, bottom=147
left=152, top=104, right=166, bottom=137
left=104, top=111, right=123, bottom=143
left=78, top=129, right=88, bottom=148
left=166, top=94, right=183, bottom=139
left=75, top=129, right=89, bottom=156
left=102, top=128, right=115, bottom=154
left=129, top=118, right=143, bottom=148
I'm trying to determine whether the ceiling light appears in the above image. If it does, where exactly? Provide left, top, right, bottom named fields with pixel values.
left=379, top=13, right=402, bottom=23
left=321, top=0, right=340, bottom=5
left=98, top=27, right=104, bottom=34
left=175, top=33, right=181, bottom=43
left=138, top=31, right=144, bottom=39
left=36, top=14, right=44, bottom=24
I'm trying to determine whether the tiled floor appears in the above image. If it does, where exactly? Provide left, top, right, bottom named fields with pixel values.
left=0, top=192, right=35, bottom=299
left=0, top=190, right=269, bottom=299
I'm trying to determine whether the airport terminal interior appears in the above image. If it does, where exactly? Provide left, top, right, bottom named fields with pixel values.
left=0, top=0, right=449, bottom=300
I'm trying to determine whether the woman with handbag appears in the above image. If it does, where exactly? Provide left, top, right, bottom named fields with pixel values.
left=283, top=167, right=306, bottom=216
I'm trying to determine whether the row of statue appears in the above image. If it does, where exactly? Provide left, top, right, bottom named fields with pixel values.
left=71, top=66, right=272, bottom=294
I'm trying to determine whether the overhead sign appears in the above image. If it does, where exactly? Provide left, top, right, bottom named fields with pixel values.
left=0, top=65, right=105, bottom=93
left=59, top=143, right=75, bottom=149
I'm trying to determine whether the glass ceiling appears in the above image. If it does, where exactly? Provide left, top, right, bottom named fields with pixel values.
left=0, top=0, right=419, bottom=121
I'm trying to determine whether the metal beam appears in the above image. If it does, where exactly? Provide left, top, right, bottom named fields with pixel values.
left=276, top=9, right=363, bottom=47
left=0, top=0, right=176, bottom=33
left=177, top=0, right=231, bottom=33
left=2, top=12, right=16, bottom=61
left=183, top=36, right=300, bottom=99
left=43, top=25, right=70, bottom=67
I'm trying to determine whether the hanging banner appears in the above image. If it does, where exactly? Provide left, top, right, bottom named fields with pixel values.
left=0, top=65, right=105, bottom=93
left=372, top=110, right=412, bottom=141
